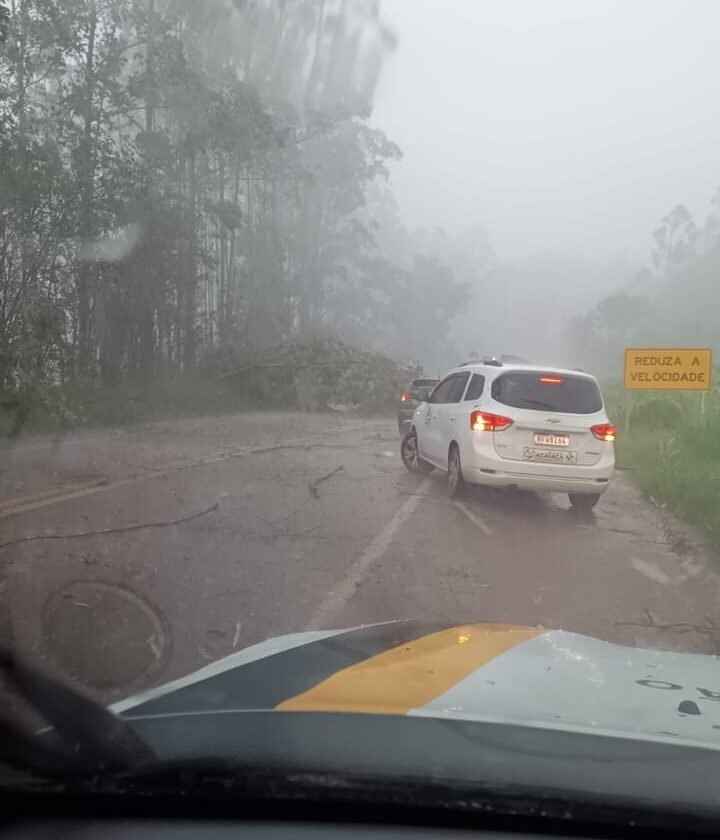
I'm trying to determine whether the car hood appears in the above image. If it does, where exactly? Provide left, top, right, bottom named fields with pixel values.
left=112, top=620, right=720, bottom=750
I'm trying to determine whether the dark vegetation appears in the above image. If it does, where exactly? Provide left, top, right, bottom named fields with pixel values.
left=0, top=0, right=464, bottom=435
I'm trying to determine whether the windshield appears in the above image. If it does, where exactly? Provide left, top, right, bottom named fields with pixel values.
left=491, top=372, right=603, bottom=414
left=3, top=0, right=720, bottom=816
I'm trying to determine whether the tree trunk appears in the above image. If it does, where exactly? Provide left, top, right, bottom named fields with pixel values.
left=218, top=151, right=228, bottom=346
left=304, top=0, right=327, bottom=114
left=183, top=152, right=198, bottom=372
left=77, top=0, right=98, bottom=377
left=136, top=0, right=156, bottom=384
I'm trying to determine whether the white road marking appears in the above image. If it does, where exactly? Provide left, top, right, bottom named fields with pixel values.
left=453, top=500, right=492, bottom=535
left=0, top=478, right=110, bottom=515
left=631, top=557, right=671, bottom=585
left=307, top=477, right=433, bottom=630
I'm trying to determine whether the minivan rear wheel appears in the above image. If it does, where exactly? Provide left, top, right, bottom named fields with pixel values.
left=448, top=444, right=466, bottom=498
left=569, top=493, right=600, bottom=512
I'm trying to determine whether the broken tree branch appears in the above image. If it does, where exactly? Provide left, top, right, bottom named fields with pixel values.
left=615, top=608, right=718, bottom=635
left=309, top=465, right=344, bottom=498
left=0, top=503, right=220, bottom=551
left=614, top=620, right=716, bottom=635
left=215, top=360, right=345, bottom=382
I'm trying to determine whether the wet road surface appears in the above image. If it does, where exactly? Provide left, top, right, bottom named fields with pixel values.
left=2, top=411, right=720, bottom=703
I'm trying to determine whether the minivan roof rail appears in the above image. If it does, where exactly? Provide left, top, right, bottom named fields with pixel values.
left=458, top=357, right=504, bottom=367
left=500, top=354, right=531, bottom=364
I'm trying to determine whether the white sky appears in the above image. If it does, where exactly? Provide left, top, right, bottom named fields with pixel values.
left=371, top=0, right=720, bottom=263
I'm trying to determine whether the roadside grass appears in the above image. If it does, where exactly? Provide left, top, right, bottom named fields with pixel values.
left=2, top=376, right=399, bottom=438
left=0, top=378, right=248, bottom=437
left=605, top=378, right=720, bottom=552
left=64, top=378, right=248, bottom=428
left=1, top=340, right=407, bottom=438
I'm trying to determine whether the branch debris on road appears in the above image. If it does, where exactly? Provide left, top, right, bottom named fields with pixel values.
left=0, top=503, right=220, bottom=551
left=309, top=465, right=344, bottom=498
left=232, top=501, right=325, bottom=539
left=615, top=608, right=718, bottom=636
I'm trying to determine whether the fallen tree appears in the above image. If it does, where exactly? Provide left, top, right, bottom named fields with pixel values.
left=212, top=337, right=416, bottom=414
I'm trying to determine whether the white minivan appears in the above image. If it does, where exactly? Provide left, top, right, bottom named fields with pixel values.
left=400, top=361, right=615, bottom=511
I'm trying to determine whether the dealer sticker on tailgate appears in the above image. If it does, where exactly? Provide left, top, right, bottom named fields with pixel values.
left=524, top=447, right=578, bottom=464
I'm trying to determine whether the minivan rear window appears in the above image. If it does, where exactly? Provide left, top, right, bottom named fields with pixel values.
left=491, top=372, right=603, bottom=414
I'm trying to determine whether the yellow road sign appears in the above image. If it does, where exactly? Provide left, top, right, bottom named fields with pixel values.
left=624, top=348, right=712, bottom=390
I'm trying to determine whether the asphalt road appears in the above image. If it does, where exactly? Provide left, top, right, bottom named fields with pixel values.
left=2, top=411, right=720, bottom=703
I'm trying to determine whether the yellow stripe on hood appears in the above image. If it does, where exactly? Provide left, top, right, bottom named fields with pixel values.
left=277, top=623, right=542, bottom=715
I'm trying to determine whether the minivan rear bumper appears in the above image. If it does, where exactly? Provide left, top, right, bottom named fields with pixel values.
left=463, top=445, right=614, bottom=494
left=466, top=465, right=612, bottom=494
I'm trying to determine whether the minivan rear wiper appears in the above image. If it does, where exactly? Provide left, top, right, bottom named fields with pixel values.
left=0, top=648, right=154, bottom=781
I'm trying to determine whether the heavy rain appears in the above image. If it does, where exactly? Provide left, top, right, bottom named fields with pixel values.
left=2, top=0, right=720, bottom=722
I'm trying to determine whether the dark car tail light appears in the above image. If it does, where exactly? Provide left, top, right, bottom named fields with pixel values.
left=471, top=410, right=513, bottom=432
left=400, top=393, right=411, bottom=402
left=591, top=423, right=616, bottom=442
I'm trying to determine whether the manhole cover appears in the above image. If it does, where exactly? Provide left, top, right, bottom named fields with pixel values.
left=42, top=581, right=170, bottom=690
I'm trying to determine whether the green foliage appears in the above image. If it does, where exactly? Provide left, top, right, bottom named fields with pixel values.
left=214, top=337, right=412, bottom=415
left=652, top=204, right=697, bottom=275
left=10, top=377, right=243, bottom=433
left=567, top=198, right=720, bottom=378
left=0, top=0, right=469, bottom=435
left=612, top=384, right=720, bottom=553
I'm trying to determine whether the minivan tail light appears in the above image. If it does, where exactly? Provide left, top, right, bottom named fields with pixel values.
left=471, top=411, right=513, bottom=432
left=591, top=423, right=616, bottom=442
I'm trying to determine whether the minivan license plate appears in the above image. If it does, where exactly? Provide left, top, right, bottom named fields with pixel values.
left=534, top=433, right=569, bottom=446
left=524, top=447, right=578, bottom=464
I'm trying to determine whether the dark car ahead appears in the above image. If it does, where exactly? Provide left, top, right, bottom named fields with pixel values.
left=397, top=377, right=438, bottom=435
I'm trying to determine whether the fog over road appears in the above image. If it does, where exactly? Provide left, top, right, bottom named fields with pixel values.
left=2, top=411, right=719, bottom=703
